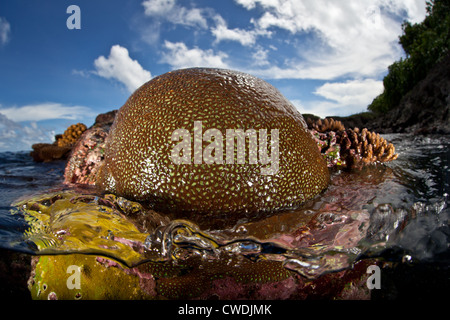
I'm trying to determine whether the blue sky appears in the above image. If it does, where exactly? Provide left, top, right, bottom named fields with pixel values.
left=0, top=0, right=427, bottom=151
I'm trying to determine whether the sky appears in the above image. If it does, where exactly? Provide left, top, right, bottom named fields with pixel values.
left=0, top=0, right=427, bottom=152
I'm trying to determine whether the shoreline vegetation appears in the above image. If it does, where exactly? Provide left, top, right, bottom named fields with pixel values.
left=309, top=0, right=450, bottom=135
left=307, top=49, right=449, bottom=136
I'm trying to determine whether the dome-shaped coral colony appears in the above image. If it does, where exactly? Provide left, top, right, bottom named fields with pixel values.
left=96, top=68, right=329, bottom=215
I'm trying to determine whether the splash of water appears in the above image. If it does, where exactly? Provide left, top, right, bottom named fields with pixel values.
left=8, top=187, right=417, bottom=279
left=5, top=134, right=450, bottom=281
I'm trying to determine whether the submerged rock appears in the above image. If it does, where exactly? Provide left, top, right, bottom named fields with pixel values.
left=29, top=254, right=154, bottom=300
left=18, top=190, right=382, bottom=300
left=28, top=253, right=375, bottom=300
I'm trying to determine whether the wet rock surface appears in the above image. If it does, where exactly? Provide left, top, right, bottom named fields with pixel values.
left=30, top=143, right=72, bottom=162
left=63, top=110, right=117, bottom=185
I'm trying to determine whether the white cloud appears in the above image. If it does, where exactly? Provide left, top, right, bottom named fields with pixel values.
left=140, top=1, right=274, bottom=47
left=0, top=103, right=95, bottom=122
left=161, top=41, right=229, bottom=69
left=233, top=0, right=427, bottom=79
left=211, top=15, right=271, bottom=46
left=0, top=113, right=55, bottom=152
left=137, top=0, right=426, bottom=81
left=142, top=0, right=176, bottom=16
left=236, top=0, right=426, bottom=33
left=94, top=45, right=152, bottom=93
left=0, top=17, right=11, bottom=46
left=251, top=46, right=270, bottom=66
left=135, top=0, right=427, bottom=116
left=314, top=79, right=384, bottom=106
left=378, top=0, right=429, bottom=24
left=142, top=0, right=209, bottom=29
left=291, top=99, right=340, bottom=119
left=138, top=21, right=161, bottom=45
left=292, top=79, right=384, bottom=118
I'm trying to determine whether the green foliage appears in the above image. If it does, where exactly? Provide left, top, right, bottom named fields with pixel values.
left=368, top=0, right=450, bottom=114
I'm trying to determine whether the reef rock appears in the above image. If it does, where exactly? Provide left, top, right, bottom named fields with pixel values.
left=64, top=110, right=117, bottom=185
left=30, top=143, right=72, bottom=162
left=30, top=123, right=87, bottom=162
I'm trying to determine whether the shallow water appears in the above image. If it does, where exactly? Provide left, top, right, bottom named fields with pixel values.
left=0, top=151, right=66, bottom=253
left=0, top=133, right=449, bottom=296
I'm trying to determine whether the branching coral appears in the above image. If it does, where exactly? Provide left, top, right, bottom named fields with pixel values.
left=306, top=117, right=346, bottom=133
left=307, top=117, right=398, bottom=169
left=338, top=128, right=398, bottom=169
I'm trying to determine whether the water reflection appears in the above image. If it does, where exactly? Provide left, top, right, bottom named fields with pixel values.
left=2, top=134, right=449, bottom=298
left=12, top=161, right=447, bottom=280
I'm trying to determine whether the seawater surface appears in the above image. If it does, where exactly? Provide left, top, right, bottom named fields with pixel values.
left=0, top=151, right=67, bottom=253
left=0, top=133, right=449, bottom=296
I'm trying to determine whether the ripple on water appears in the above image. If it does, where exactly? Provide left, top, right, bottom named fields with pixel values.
left=0, top=134, right=449, bottom=298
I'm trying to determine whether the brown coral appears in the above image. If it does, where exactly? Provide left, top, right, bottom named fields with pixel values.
left=30, top=143, right=72, bottom=162
left=307, top=117, right=345, bottom=133
left=56, top=123, right=87, bottom=147
left=337, top=127, right=398, bottom=169
left=96, top=68, right=330, bottom=215
left=307, top=117, right=398, bottom=169
left=30, top=123, right=88, bottom=162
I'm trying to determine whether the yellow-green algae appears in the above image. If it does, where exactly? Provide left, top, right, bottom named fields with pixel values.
left=29, top=255, right=153, bottom=300
left=16, top=174, right=376, bottom=299
left=14, top=191, right=154, bottom=266
left=29, top=252, right=293, bottom=300
left=18, top=190, right=296, bottom=299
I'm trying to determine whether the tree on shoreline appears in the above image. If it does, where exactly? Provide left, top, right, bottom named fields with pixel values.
left=368, top=0, right=450, bottom=114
